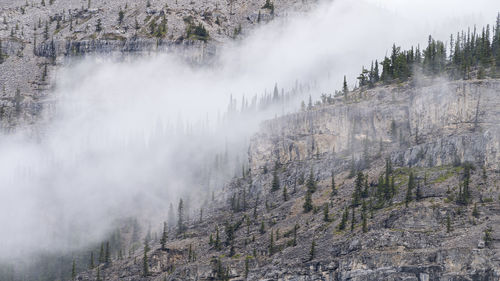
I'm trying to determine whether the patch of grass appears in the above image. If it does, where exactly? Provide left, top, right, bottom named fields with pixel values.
left=483, top=197, right=494, bottom=203
left=432, top=166, right=463, bottom=184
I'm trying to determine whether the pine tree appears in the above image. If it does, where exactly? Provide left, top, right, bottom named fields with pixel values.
left=306, top=169, right=316, bottom=193
left=96, top=267, right=101, bottom=281
left=143, top=239, right=150, bottom=277
left=342, top=75, right=349, bottom=97
left=104, top=241, right=111, bottom=265
left=374, top=59, right=380, bottom=82
left=160, top=222, right=168, bottom=250
left=292, top=224, right=298, bottom=246
left=215, top=226, right=221, bottom=250
left=309, top=239, right=316, bottom=261
left=350, top=206, right=356, bottom=232
left=98, top=243, right=104, bottom=264
left=472, top=203, right=480, bottom=218
left=188, top=244, right=193, bottom=262
left=178, top=198, right=184, bottom=233
left=484, top=227, right=493, bottom=248
left=269, top=230, right=274, bottom=255
left=271, top=162, right=280, bottom=192
left=245, top=256, right=250, bottom=278
left=283, top=185, right=288, bottom=201
left=118, top=9, right=124, bottom=25
left=338, top=207, right=348, bottom=230
left=352, top=172, right=364, bottom=206
left=89, top=251, right=94, bottom=269
left=323, top=203, right=329, bottom=222
left=303, top=191, right=313, bottom=213
left=0, top=39, right=4, bottom=64
left=95, top=19, right=102, bottom=32
left=331, top=171, right=337, bottom=196
left=71, top=259, right=76, bottom=280
left=362, top=213, right=367, bottom=233
left=405, top=172, right=415, bottom=207
left=416, top=182, right=423, bottom=201
left=260, top=221, right=265, bottom=234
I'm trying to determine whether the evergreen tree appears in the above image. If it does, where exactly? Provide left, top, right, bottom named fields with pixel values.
left=323, top=203, right=329, bottom=222
left=89, top=251, right=94, bottom=269
left=104, top=241, right=111, bottom=265
left=96, top=267, right=101, bottom=281
left=215, top=226, right=221, bottom=250
left=95, top=18, right=102, bottom=32
left=283, top=185, right=288, bottom=201
left=178, top=198, right=184, bottom=233
left=416, top=182, right=423, bottom=201
left=362, top=213, right=367, bottom=233
left=352, top=172, right=364, bottom=206
left=271, top=162, right=280, bottom=192
left=245, top=256, right=250, bottom=278
left=160, top=222, right=168, bottom=250
left=292, top=224, right=298, bottom=246
left=309, top=239, right=316, bottom=261
left=331, top=171, right=337, bottom=196
left=361, top=200, right=368, bottom=233
left=484, top=227, right=493, bottom=248
left=143, top=239, right=150, bottom=277
left=0, top=39, right=4, bottom=64
left=98, top=243, right=104, bottom=264
left=338, top=207, right=348, bottom=230
left=269, top=230, right=274, bottom=255
left=405, top=172, right=415, bottom=207
left=306, top=169, right=316, bottom=193
left=350, top=206, right=356, bottom=232
left=118, top=9, right=124, bottom=25
left=342, top=75, right=349, bottom=97
left=446, top=215, right=452, bottom=233
left=188, top=244, right=193, bottom=262
left=71, top=259, right=76, bottom=280
left=472, top=203, right=480, bottom=218
left=303, top=191, right=313, bottom=213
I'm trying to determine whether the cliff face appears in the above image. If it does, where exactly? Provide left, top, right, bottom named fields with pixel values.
left=73, top=79, right=500, bottom=281
left=250, top=79, right=500, bottom=172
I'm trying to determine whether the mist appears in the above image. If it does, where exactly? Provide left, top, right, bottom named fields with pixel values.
left=1, top=0, right=499, bottom=263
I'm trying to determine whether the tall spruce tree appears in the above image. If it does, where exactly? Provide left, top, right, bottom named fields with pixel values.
left=405, top=172, right=415, bottom=207
left=161, top=222, right=168, bottom=250
left=271, top=162, right=280, bottom=192
left=342, top=75, right=349, bottom=97
left=303, top=191, right=313, bottom=213
left=143, top=239, right=150, bottom=277
left=178, top=198, right=184, bottom=233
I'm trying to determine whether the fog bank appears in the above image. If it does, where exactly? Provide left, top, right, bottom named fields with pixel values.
left=1, top=0, right=499, bottom=261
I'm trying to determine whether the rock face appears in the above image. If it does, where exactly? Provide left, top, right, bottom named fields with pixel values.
left=74, top=79, right=500, bottom=281
left=250, top=79, right=500, bottom=171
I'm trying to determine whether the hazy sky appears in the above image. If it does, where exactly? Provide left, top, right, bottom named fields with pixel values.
left=1, top=0, right=499, bottom=262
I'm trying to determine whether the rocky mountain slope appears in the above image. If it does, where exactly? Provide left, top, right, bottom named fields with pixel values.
left=0, top=0, right=314, bottom=129
left=74, top=78, right=500, bottom=281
